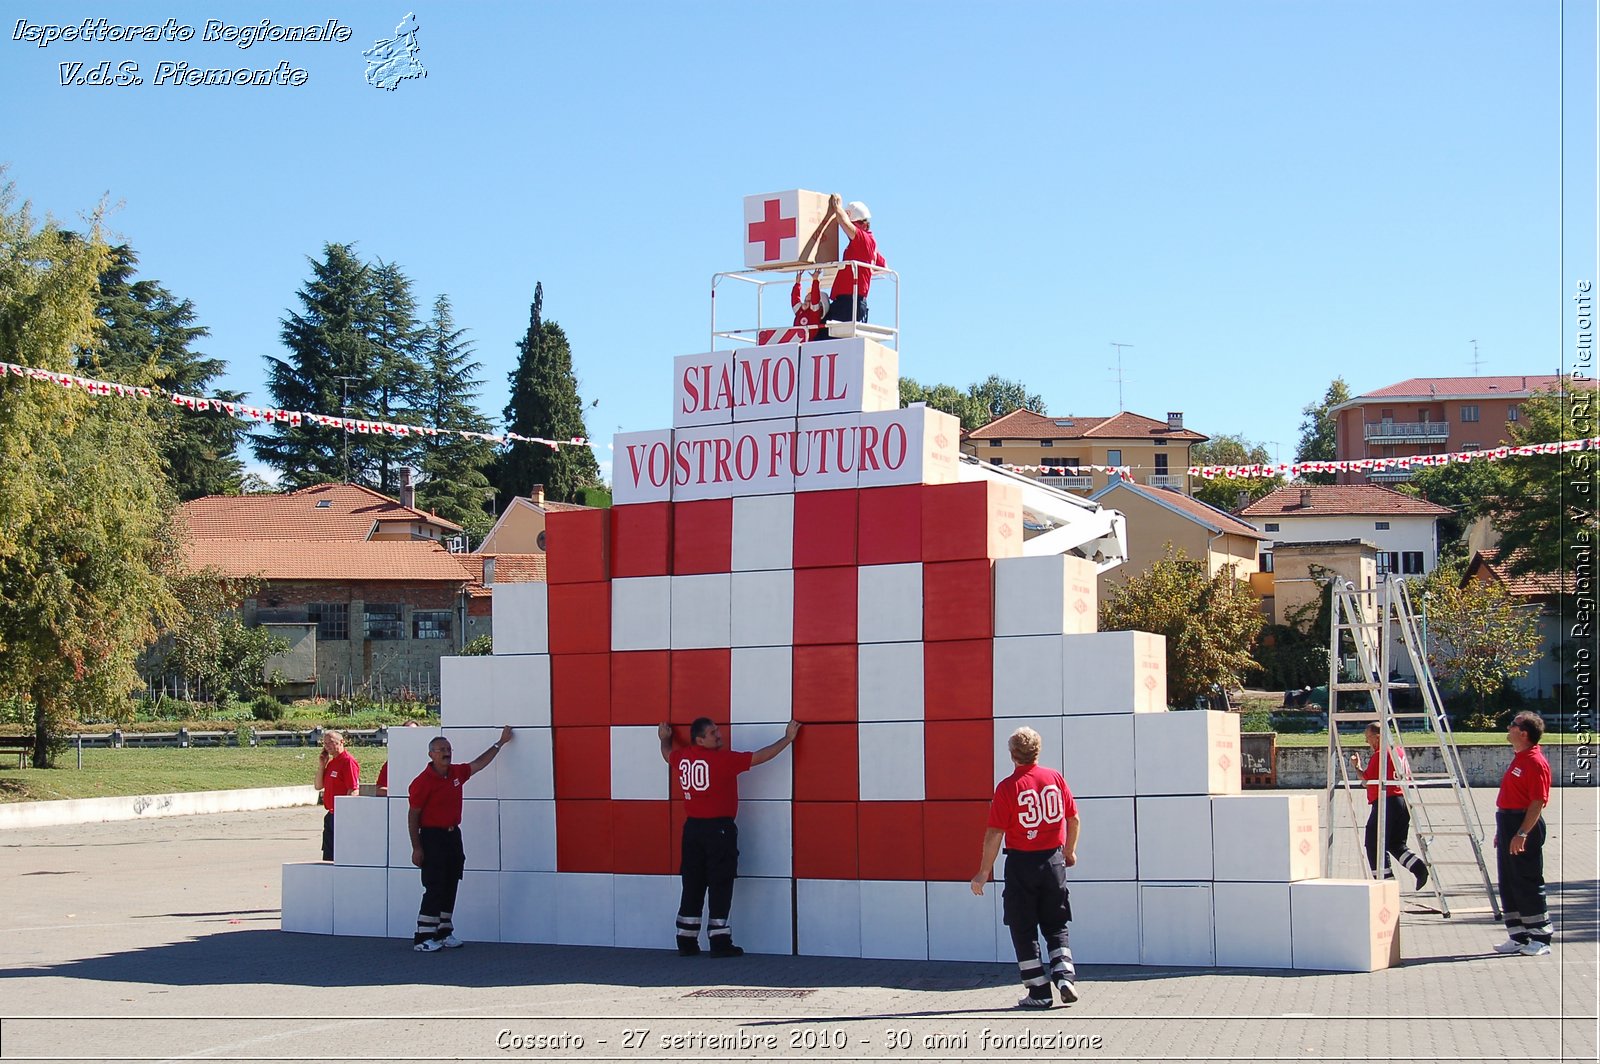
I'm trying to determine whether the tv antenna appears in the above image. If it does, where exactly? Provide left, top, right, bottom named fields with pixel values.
left=1469, top=340, right=1483, bottom=374
left=1109, top=342, right=1134, bottom=410
left=335, top=375, right=361, bottom=483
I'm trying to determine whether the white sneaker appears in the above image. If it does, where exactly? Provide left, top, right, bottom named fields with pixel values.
left=1016, top=994, right=1053, bottom=1010
left=1056, top=980, right=1080, bottom=1005
left=1491, top=938, right=1524, bottom=954
left=439, top=933, right=464, bottom=948
left=1519, top=941, right=1551, bottom=957
left=413, top=939, right=443, bottom=953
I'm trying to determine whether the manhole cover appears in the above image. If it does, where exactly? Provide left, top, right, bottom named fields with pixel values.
left=686, top=988, right=817, bottom=999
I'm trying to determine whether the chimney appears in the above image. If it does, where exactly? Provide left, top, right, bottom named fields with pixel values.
left=482, top=557, right=495, bottom=585
left=1235, top=491, right=1249, bottom=511
left=1166, top=412, right=1184, bottom=431
left=530, top=483, right=546, bottom=505
left=399, top=467, right=415, bottom=510
left=1299, top=488, right=1313, bottom=510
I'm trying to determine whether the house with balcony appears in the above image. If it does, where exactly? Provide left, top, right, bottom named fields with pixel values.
left=1329, top=375, right=1576, bottom=485
left=960, top=409, right=1207, bottom=496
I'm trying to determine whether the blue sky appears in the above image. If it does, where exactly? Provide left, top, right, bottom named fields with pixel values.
left=2, top=2, right=1594, bottom=486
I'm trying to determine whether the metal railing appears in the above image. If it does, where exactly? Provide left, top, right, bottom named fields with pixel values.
left=1363, top=421, right=1450, bottom=440
left=1145, top=474, right=1185, bottom=489
left=711, top=262, right=899, bottom=351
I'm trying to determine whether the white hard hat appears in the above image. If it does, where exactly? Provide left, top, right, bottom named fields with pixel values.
left=845, top=201, right=871, bottom=223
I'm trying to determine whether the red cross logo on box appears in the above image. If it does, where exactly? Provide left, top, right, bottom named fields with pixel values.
left=747, top=198, right=797, bottom=263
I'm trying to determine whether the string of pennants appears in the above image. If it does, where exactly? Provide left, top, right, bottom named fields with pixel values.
left=1004, top=437, right=1599, bottom=481
left=0, top=360, right=590, bottom=451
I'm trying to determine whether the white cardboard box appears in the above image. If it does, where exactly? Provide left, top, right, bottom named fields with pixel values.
left=491, top=726, right=554, bottom=801
left=731, top=569, right=794, bottom=648
left=727, top=875, right=794, bottom=956
left=856, top=405, right=961, bottom=489
left=1060, top=714, right=1136, bottom=798
left=332, top=794, right=388, bottom=867
left=727, top=418, right=800, bottom=497
left=927, top=881, right=1000, bottom=962
left=492, top=582, right=549, bottom=655
left=1135, top=796, right=1215, bottom=881
left=797, top=879, right=862, bottom=957
left=1060, top=881, right=1139, bottom=965
left=1139, top=883, right=1215, bottom=967
left=742, top=189, right=835, bottom=270
left=859, top=880, right=929, bottom=961
left=1061, top=631, right=1167, bottom=714
left=797, top=337, right=899, bottom=418
left=731, top=494, right=794, bottom=572
left=673, top=350, right=734, bottom=428
left=991, top=716, right=1064, bottom=788
left=498, top=871, right=558, bottom=943
left=1133, top=711, right=1241, bottom=796
left=612, top=577, right=672, bottom=651
left=453, top=869, right=501, bottom=942
left=612, top=429, right=675, bottom=505
left=612, top=874, right=681, bottom=951
left=858, top=722, right=924, bottom=801
left=1213, top=882, right=1293, bottom=969
left=1211, top=794, right=1320, bottom=882
left=383, top=727, right=437, bottom=799
left=498, top=800, right=557, bottom=872
left=669, top=573, right=732, bottom=649
left=858, top=641, right=925, bottom=723
left=993, top=635, right=1065, bottom=717
left=461, top=799, right=500, bottom=871
left=791, top=413, right=861, bottom=492
left=732, top=343, right=802, bottom=422
left=994, top=555, right=1099, bottom=637
left=281, top=862, right=333, bottom=935
left=730, top=647, right=793, bottom=724
left=331, top=865, right=388, bottom=937
left=1070, top=797, right=1137, bottom=881
left=554, top=872, right=615, bottom=947
left=386, top=866, right=423, bottom=939
left=734, top=799, right=793, bottom=877
left=729, top=723, right=793, bottom=799
left=440, top=656, right=551, bottom=730
left=857, top=563, right=923, bottom=643
left=610, top=726, right=670, bottom=800
left=1289, top=878, right=1401, bottom=972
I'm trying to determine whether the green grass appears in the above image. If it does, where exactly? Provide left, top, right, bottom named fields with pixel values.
left=0, top=746, right=389, bottom=804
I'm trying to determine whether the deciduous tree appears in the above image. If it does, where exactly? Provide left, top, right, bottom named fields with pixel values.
left=1189, top=434, right=1283, bottom=510
left=1421, top=564, right=1542, bottom=712
left=1100, top=548, right=1264, bottom=708
left=1296, top=377, right=1350, bottom=485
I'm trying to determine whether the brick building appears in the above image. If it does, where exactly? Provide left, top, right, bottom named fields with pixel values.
left=960, top=409, right=1207, bottom=496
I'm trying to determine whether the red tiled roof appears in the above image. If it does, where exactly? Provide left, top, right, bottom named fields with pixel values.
left=966, top=408, right=1206, bottom=442
left=183, top=539, right=473, bottom=582
left=1467, top=548, right=1575, bottom=597
left=1095, top=481, right=1268, bottom=540
left=1238, top=485, right=1453, bottom=518
left=458, top=553, right=548, bottom=597
left=1348, top=375, right=1584, bottom=401
left=183, top=483, right=462, bottom=540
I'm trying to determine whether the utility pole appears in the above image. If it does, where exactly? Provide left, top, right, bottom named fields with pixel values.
left=335, top=375, right=361, bottom=484
left=1109, top=342, right=1134, bottom=411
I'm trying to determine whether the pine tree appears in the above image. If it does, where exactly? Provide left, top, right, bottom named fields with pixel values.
left=366, top=260, right=425, bottom=495
left=78, top=243, right=246, bottom=500
left=498, top=283, right=600, bottom=503
left=1295, top=377, right=1351, bottom=485
left=255, top=244, right=388, bottom=489
left=411, top=294, right=496, bottom=539
left=0, top=184, right=180, bottom=765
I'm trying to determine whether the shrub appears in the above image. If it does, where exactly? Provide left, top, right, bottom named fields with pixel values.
left=250, top=695, right=286, bottom=722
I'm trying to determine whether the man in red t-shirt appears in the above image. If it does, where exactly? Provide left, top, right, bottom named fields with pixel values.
left=821, top=194, right=884, bottom=325
left=659, top=717, right=800, bottom=957
left=407, top=726, right=513, bottom=952
left=315, top=731, right=360, bottom=862
left=1349, top=723, right=1427, bottom=889
left=972, top=726, right=1081, bottom=1009
left=791, top=269, right=828, bottom=341
left=1491, top=711, right=1553, bottom=956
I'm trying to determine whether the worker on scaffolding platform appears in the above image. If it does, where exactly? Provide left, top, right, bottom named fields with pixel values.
left=791, top=269, right=827, bottom=341
left=822, top=194, right=884, bottom=325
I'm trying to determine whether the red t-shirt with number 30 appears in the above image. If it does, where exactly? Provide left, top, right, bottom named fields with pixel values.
left=672, top=746, right=753, bottom=818
left=987, top=764, right=1078, bottom=852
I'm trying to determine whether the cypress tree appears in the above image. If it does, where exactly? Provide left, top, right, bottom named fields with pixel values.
left=498, top=282, right=600, bottom=503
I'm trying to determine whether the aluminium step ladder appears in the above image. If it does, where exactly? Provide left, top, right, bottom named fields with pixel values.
left=1323, top=577, right=1498, bottom=919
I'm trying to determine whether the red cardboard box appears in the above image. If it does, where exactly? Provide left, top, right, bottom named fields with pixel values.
left=922, top=801, right=992, bottom=880
left=923, top=560, right=994, bottom=642
left=792, top=645, right=858, bottom=723
left=551, top=652, right=610, bottom=727
left=924, top=720, right=998, bottom=799
left=793, top=489, right=858, bottom=568
left=857, top=801, right=925, bottom=880
left=792, top=721, right=859, bottom=800
left=669, top=649, right=731, bottom=723
left=923, top=638, right=994, bottom=720
left=553, top=725, right=611, bottom=799
left=611, top=800, right=671, bottom=875
left=555, top=799, right=613, bottom=872
left=793, top=801, right=859, bottom=879
left=792, top=566, right=858, bottom=645
left=610, top=650, right=670, bottom=725
left=546, top=508, right=611, bottom=584
left=857, top=485, right=923, bottom=565
left=547, top=582, right=611, bottom=654
left=610, top=502, right=672, bottom=578
left=672, top=498, right=733, bottom=575
left=922, top=481, right=1023, bottom=563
